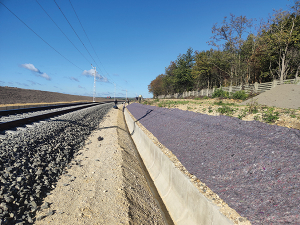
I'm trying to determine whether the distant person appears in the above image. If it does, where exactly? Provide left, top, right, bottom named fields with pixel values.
left=114, top=99, right=118, bottom=106
left=138, top=95, right=142, bottom=103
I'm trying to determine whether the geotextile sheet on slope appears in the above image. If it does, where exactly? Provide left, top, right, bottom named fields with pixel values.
left=127, top=103, right=300, bottom=225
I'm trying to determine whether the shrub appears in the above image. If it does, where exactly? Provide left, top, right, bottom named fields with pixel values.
left=262, top=107, right=279, bottom=123
left=247, top=99, right=259, bottom=114
left=232, top=90, right=248, bottom=100
left=217, top=105, right=235, bottom=115
left=212, top=89, right=230, bottom=98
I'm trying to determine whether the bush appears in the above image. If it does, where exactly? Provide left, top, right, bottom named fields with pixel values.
left=232, top=90, right=248, bottom=100
left=217, top=105, right=235, bottom=115
left=262, top=107, right=279, bottom=123
left=212, top=89, right=230, bottom=98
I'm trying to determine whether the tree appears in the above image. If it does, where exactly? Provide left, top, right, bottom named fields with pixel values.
left=208, top=14, right=253, bottom=85
left=148, top=74, right=165, bottom=98
left=260, top=1, right=300, bottom=82
left=163, top=61, right=177, bottom=94
left=173, top=48, right=195, bottom=92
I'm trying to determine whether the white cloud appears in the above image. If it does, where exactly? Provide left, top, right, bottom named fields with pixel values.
left=82, top=69, right=108, bottom=83
left=21, top=63, right=51, bottom=80
left=21, top=63, right=39, bottom=72
left=40, top=73, right=51, bottom=80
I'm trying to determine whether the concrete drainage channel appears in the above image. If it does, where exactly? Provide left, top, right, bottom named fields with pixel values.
left=124, top=108, right=233, bottom=225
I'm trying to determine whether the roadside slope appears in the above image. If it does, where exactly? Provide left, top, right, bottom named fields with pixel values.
left=240, top=84, right=300, bottom=109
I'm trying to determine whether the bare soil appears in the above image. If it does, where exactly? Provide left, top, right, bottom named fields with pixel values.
left=34, top=106, right=167, bottom=225
left=0, top=86, right=106, bottom=105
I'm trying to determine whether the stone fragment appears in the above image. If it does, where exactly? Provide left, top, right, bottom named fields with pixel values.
left=41, top=202, right=50, bottom=209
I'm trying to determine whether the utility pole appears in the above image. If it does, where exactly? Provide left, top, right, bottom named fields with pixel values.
left=114, top=83, right=116, bottom=101
left=91, top=64, right=96, bottom=102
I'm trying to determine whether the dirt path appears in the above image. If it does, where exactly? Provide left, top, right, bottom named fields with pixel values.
left=34, top=106, right=167, bottom=225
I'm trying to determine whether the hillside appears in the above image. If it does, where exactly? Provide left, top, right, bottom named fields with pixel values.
left=0, top=86, right=105, bottom=105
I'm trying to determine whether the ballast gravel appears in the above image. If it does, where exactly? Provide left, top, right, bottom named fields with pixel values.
left=127, top=103, right=300, bottom=225
left=0, top=103, right=112, bottom=224
left=0, top=103, right=96, bottom=123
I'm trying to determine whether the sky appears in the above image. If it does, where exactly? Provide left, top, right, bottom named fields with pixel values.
left=0, top=0, right=292, bottom=98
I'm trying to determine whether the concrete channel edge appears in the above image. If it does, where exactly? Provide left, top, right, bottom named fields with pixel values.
left=124, top=108, right=234, bottom=225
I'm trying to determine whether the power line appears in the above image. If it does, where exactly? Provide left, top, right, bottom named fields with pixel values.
left=36, top=0, right=91, bottom=65
left=0, top=1, right=84, bottom=71
left=68, top=0, right=108, bottom=77
left=53, top=0, right=99, bottom=69
left=56, top=0, right=128, bottom=92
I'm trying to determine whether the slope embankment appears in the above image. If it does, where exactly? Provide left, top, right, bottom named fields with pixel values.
left=126, top=103, right=300, bottom=225
left=240, top=84, right=300, bottom=109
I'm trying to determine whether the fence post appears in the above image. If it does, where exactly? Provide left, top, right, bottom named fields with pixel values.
left=254, top=82, right=259, bottom=93
left=272, top=80, right=277, bottom=88
left=229, top=84, right=232, bottom=93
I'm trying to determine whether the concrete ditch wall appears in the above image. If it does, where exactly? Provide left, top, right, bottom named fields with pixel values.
left=124, top=109, right=233, bottom=225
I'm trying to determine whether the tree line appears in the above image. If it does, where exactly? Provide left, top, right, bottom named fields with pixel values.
left=148, top=1, right=300, bottom=98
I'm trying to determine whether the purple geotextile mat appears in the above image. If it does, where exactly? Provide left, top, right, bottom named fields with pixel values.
left=127, top=103, right=300, bottom=225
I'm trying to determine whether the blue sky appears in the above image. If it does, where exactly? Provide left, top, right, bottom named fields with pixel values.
left=0, top=0, right=291, bottom=98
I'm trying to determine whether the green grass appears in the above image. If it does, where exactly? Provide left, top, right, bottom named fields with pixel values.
left=212, top=89, right=230, bottom=98
left=217, top=105, right=235, bottom=116
left=214, top=100, right=235, bottom=106
left=232, top=90, right=248, bottom=100
left=238, top=108, right=248, bottom=119
left=262, top=107, right=279, bottom=123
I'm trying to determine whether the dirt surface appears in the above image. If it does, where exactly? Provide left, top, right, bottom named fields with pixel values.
left=0, top=86, right=106, bottom=105
left=240, top=84, right=300, bottom=109
left=34, top=106, right=167, bottom=225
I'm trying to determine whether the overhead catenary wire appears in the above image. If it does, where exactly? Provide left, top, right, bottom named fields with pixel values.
left=0, top=2, right=84, bottom=71
left=53, top=0, right=99, bottom=70
left=36, top=0, right=91, bottom=65
left=50, top=0, right=131, bottom=95
left=68, top=0, right=110, bottom=79
left=2, top=1, right=133, bottom=97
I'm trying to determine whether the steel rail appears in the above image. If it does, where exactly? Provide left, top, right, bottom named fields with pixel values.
left=0, top=102, right=111, bottom=131
left=0, top=102, right=95, bottom=117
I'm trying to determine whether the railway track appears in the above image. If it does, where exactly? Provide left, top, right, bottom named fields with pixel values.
left=0, top=102, right=113, bottom=223
left=0, top=101, right=112, bottom=132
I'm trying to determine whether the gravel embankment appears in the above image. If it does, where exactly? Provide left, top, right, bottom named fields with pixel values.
left=127, top=103, right=300, bottom=225
left=0, top=103, right=96, bottom=123
left=0, top=103, right=112, bottom=224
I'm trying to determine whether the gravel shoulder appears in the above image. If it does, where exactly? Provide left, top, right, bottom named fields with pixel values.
left=34, top=106, right=167, bottom=225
